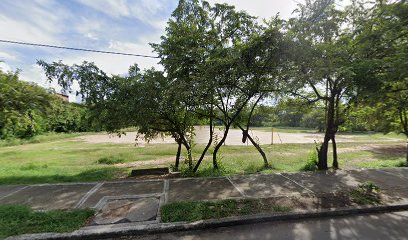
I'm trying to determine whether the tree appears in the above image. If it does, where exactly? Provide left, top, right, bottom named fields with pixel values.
left=152, top=0, right=261, bottom=169
left=351, top=0, right=408, bottom=161
left=0, top=70, right=50, bottom=139
left=38, top=60, right=197, bottom=171
left=285, top=0, right=366, bottom=170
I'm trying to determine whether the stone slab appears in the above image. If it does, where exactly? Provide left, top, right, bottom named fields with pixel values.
left=93, top=197, right=159, bottom=225
left=167, top=178, right=241, bottom=203
left=282, top=171, right=362, bottom=194
left=0, top=184, right=95, bottom=210
left=82, top=181, right=163, bottom=208
left=0, top=185, right=26, bottom=199
left=380, top=168, right=408, bottom=180
left=229, top=174, right=310, bottom=197
left=347, top=169, right=408, bottom=190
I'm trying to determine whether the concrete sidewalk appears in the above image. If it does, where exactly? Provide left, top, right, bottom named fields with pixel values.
left=1, top=168, right=408, bottom=225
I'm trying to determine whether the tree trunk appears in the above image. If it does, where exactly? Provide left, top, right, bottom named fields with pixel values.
left=332, top=135, right=338, bottom=169
left=317, top=134, right=330, bottom=170
left=193, top=118, right=213, bottom=172
left=317, top=98, right=335, bottom=170
left=174, top=141, right=182, bottom=171
left=180, top=138, right=193, bottom=170
left=212, top=125, right=230, bottom=170
left=238, top=125, right=269, bottom=167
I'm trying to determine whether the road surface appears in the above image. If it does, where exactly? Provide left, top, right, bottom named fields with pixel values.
left=116, top=211, right=408, bottom=240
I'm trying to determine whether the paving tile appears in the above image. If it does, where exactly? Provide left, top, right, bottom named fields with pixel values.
left=282, top=171, right=361, bottom=193
left=380, top=168, right=408, bottom=180
left=229, top=174, right=309, bottom=197
left=0, top=185, right=26, bottom=199
left=0, top=184, right=95, bottom=210
left=347, top=169, right=408, bottom=190
left=92, top=197, right=159, bottom=225
left=82, top=181, right=163, bottom=208
left=167, top=178, right=241, bottom=203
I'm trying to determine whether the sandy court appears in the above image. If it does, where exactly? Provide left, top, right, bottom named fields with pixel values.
left=76, top=126, right=398, bottom=145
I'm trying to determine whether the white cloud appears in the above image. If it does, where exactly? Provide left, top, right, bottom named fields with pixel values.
left=0, top=15, right=58, bottom=44
left=75, top=17, right=103, bottom=40
left=76, top=0, right=131, bottom=18
left=58, top=40, right=161, bottom=76
left=0, top=62, right=12, bottom=72
left=0, top=51, right=18, bottom=61
left=207, top=0, right=301, bottom=20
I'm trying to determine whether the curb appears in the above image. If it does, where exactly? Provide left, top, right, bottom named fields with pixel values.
left=7, top=203, right=408, bottom=240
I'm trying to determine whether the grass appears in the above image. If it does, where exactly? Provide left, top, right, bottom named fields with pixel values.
left=0, top=205, right=94, bottom=239
left=0, top=132, right=405, bottom=184
left=160, top=199, right=291, bottom=223
left=97, top=156, right=125, bottom=165
left=350, top=182, right=381, bottom=205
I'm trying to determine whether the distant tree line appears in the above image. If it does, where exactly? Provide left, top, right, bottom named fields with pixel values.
left=0, top=70, right=97, bottom=139
left=38, top=0, right=407, bottom=169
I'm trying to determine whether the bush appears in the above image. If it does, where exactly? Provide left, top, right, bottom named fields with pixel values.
left=302, top=148, right=318, bottom=171
left=350, top=181, right=381, bottom=205
left=97, top=156, right=125, bottom=165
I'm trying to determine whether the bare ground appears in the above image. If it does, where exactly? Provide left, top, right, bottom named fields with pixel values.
left=77, top=126, right=403, bottom=145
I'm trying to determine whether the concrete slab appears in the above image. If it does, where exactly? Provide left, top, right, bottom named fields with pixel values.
left=380, top=168, right=408, bottom=180
left=0, top=184, right=95, bottom=210
left=93, top=197, right=159, bottom=225
left=167, top=178, right=241, bottom=203
left=0, top=185, right=26, bottom=199
left=347, top=169, right=408, bottom=190
left=282, top=171, right=361, bottom=194
left=82, top=181, right=163, bottom=208
left=229, top=174, right=309, bottom=197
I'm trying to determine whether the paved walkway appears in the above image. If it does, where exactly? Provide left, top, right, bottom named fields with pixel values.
left=1, top=168, right=408, bottom=225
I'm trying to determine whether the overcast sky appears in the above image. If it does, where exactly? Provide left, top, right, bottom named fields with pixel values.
left=0, top=0, right=303, bottom=101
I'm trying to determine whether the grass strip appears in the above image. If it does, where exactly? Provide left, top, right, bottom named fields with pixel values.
left=160, top=199, right=291, bottom=223
left=0, top=205, right=94, bottom=239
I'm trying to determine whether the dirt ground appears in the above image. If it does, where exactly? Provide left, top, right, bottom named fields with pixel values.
left=77, top=126, right=401, bottom=145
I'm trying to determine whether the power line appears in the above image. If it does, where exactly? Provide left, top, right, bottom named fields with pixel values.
left=0, top=39, right=160, bottom=59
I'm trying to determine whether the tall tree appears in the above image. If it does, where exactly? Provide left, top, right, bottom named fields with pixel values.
left=351, top=0, right=408, bottom=161
left=38, top=61, right=196, bottom=171
left=286, top=0, right=359, bottom=170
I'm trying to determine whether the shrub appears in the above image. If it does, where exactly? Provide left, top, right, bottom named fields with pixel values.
left=97, top=156, right=125, bottom=165
left=302, top=148, right=318, bottom=171
left=350, top=181, right=381, bottom=205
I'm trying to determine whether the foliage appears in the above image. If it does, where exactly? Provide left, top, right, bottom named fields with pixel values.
left=160, top=199, right=290, bottom=222
left=0, top=204, right=94, bottom=238
left=0, top=70, right=50, bottom=139
left=34, top=0, right=407, bottom=174
left=0, top=70, right=95, bottom=140
left=302, top=147, right=318, bottom=171
left=350, top=181, right=381, bottom=205
left=97, top=156, right=125, bottom=165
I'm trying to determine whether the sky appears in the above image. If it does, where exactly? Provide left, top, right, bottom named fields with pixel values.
left=0, top=0, right=303, bottom=101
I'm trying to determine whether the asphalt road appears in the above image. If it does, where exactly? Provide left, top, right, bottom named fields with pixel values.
left=116, top=211, right=408, bottom=240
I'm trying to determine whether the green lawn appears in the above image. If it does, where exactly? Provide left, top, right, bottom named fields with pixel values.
left=0, top=205, right=94, bottom=239
left=0, top=133, right=405, bottom=184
